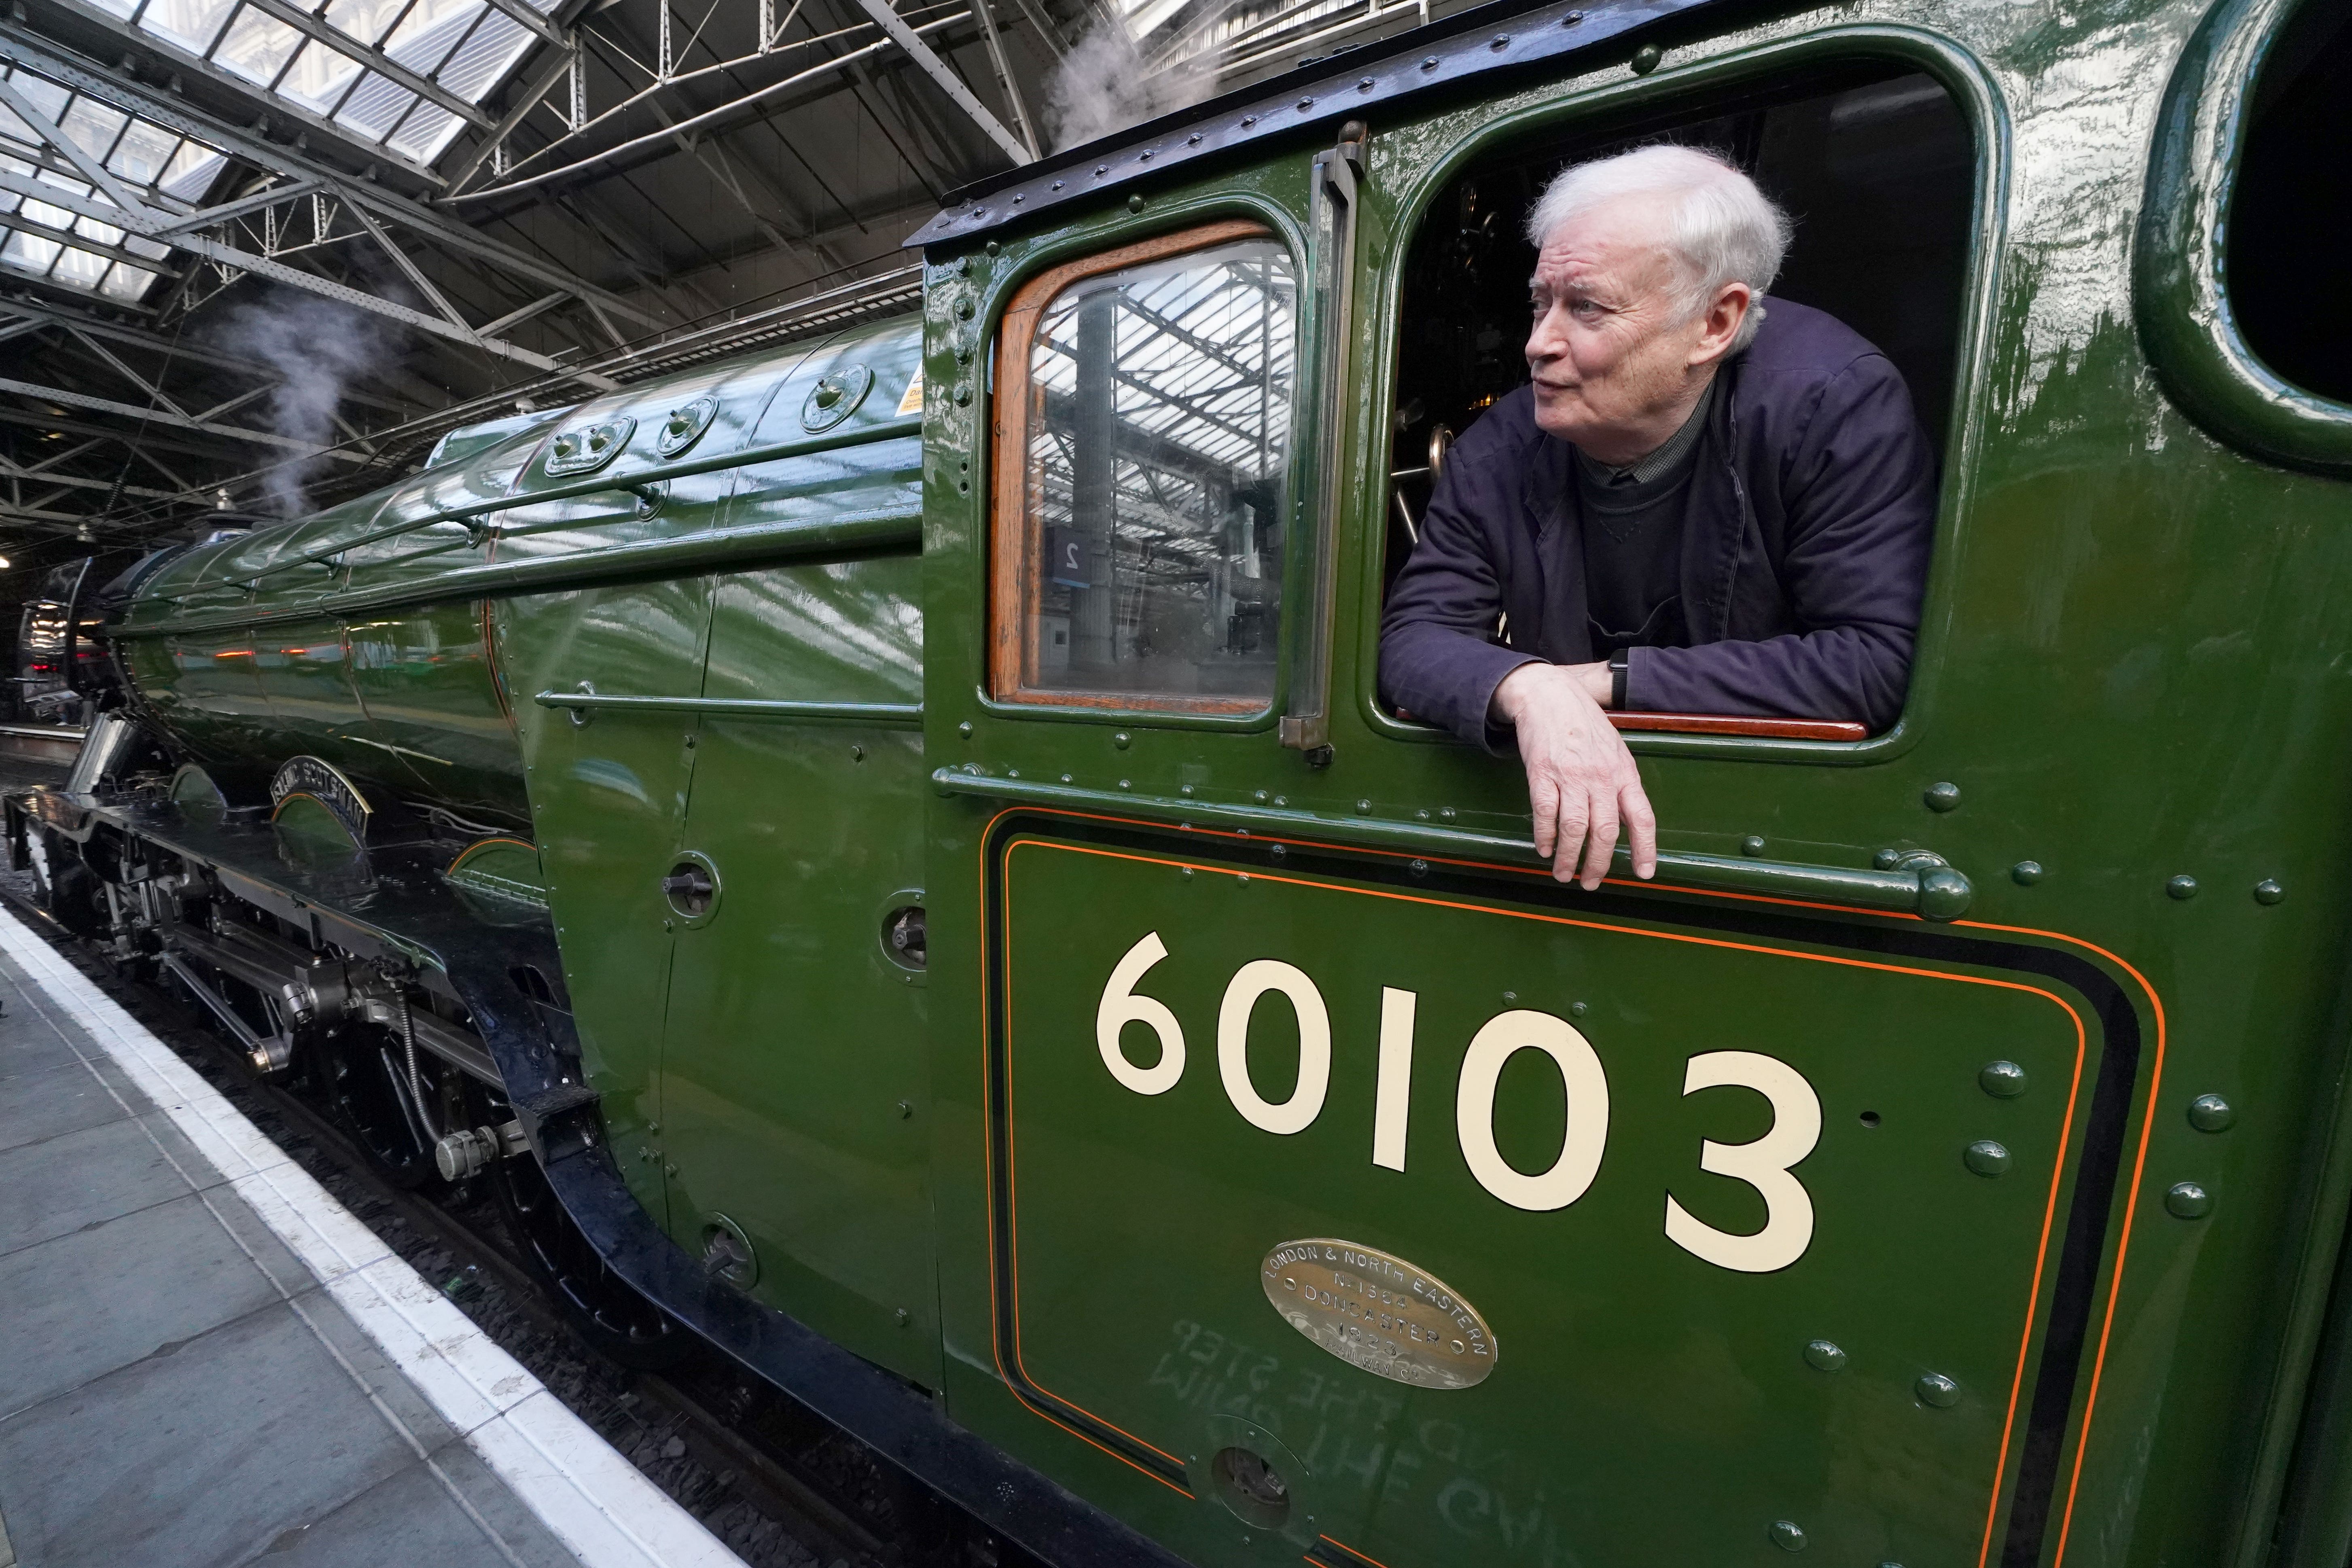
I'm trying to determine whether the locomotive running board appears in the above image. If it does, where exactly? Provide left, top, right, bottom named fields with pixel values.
left=1, top=781, right=1188, bottom=1568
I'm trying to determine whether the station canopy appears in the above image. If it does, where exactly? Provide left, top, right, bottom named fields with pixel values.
left=0, top=63, right=225, bottom=301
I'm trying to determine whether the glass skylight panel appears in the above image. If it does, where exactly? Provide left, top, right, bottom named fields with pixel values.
left=387, top=100, right=460, bottom=161
left=138, top=0, right=238, bottom=55
left=100, top=263, right=156, bottom=299
left=215, top=8, right=306, bottom=87
left=381, top=0, right=483, bottom=76
left=0, top=66, right=225, bottom=301
left=322, top=0, right=411, bottom=49
left=159, top=140, right=225, bottom=199
left=334, top=73, right=418, bottom=139
left=107, top=119, right=180, bottom=183
left=22, top=174, right=81, bottom=233
left=10, top=74, right=69, bottom=126
left=2, top=231, right=62, bottom=272
left=117, top=0, right=556, bottom=167
left=59, top=97, right=129, bottom=159
left=50, top=244, right=108, bottom=288
left=278, top=41, right=365, bottom=113
left=436, top=12, right=530, bottom=103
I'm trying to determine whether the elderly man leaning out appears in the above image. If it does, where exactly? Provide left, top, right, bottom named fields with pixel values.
left=1378, top=144, right=1938, bottom=890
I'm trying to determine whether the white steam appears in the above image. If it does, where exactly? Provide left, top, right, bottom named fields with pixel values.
left=219, top=296, right=386, bottom=518
left=1044, top=19, right=1216, bottom=152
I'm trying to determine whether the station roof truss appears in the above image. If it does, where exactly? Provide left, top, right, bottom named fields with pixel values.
left=0, top=0, right=1461, bottom=562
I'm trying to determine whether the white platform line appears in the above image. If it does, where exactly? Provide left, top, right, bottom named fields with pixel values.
left=0, top=908, right=746, bottom=1568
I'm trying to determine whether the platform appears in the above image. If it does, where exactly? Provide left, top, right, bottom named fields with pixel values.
left=0, top=909, right=744, bottom=1568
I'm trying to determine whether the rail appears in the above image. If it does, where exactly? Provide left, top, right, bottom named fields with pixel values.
left=114, top=507, right=921, bottom=640
left=929, top=767, right=1974, bottom=920
left=137, top=411, right=924, bottom=608
left=535, top=691, right=922, bottom=727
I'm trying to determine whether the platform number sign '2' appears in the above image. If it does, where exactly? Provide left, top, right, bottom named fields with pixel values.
left=1096, top=932, right=1824, bottom=1274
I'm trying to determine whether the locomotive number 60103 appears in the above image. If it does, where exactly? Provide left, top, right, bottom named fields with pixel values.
left=1094, top=931, right=1824, bottom=1274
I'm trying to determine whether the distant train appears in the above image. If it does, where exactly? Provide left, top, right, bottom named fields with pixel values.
left=14, top=0, right=2352, bottom=1562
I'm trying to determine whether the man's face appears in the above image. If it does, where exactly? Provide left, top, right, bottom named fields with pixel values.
left=1525, top=197, right=1733, bottom=460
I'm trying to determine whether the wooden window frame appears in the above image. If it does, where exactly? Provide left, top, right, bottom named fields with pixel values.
left=989, top=218, right=1289, bottom=714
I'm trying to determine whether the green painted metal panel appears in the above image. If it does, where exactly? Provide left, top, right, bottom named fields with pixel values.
left=659, top=552, right=937, bottom=1385
left=980, top=822, right=2113, bottom=1566
left=498, top=578, right=718, bottom=1229
left=721, top=318, right=925, bottom=539
left=342, top=601, right=527, bottom=826
left=146, top=628, right=277, bottom=794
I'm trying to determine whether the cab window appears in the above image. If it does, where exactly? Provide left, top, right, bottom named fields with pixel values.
left=1382, top=65, right=1976, bottom=739
left=990, top=221, right=1298, bottom=714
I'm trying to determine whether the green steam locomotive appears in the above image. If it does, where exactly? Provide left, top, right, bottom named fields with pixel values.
left=15, top=0, right=2352, bottom=1561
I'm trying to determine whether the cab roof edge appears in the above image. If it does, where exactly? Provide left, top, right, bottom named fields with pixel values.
left=905, top=0, right=1744, bottom=251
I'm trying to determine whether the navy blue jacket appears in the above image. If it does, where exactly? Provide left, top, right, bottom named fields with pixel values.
left=1378, top=299, right=1937, bottom=748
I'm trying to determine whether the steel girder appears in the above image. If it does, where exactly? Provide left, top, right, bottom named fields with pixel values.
left=0, top=17, right=666, bottom=358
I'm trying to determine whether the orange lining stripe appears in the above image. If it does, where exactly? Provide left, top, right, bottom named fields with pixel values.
left=445, top=835, right=537, bottom=876
left=1316, top=1534, right=1400, bottom=1568
left=998, top=826, right=2098, bottom=1562
left=269, top=790, right=360, bottom=829
left=975, top=813, right=1194, bottom=1498
left=1000, top=882, right=1195, bottom=1480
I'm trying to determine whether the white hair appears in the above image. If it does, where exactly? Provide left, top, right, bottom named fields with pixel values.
left=1524, top=144, right=1793, bottom=351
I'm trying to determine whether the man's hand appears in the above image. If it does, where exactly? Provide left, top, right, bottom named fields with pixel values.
left=1492, top=662, right=1658, bottom=889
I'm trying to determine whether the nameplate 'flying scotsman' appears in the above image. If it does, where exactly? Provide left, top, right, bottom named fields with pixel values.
left=11, top=0, right=2352, bottom=1562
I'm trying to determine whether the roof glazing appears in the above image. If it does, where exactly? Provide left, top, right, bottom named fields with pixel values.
left=103, top=0, right=557, bottom=166
left=0, top=63, right=226, bottom=301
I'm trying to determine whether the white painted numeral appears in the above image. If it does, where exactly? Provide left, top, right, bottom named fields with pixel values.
left=1664, top=1051, right=1822, bottom=1273
left=1454, top=1010, right=1610, bottom=1211
left=1096, top=932, right=1185, bottom=1095
left=1372, top=987, right=1416, bottom=1171
left=1091, top=943, right=1828, bottom=1275
left=1217, top=960, right=1331, bottom=1135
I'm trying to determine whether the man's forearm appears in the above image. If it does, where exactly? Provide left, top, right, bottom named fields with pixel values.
left=1624, top=627, right=1912, bottom=730
left=1378, top=621, right=1545, bottom=751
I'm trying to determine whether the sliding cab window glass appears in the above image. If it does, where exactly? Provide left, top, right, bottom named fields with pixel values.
left=991, top=222, right=1299, bottom=713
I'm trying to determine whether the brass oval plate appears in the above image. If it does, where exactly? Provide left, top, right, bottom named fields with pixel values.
left=1260, top=1238, right=1496, bottom=1390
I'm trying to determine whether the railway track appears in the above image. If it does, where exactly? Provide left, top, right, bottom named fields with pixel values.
left=0, top=876, right=1024, bottom=1568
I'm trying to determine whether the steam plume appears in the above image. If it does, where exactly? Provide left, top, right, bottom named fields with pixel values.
left=218, top=295, right=386, bottom=519
left=1044, top=19, right=1216, bottom=152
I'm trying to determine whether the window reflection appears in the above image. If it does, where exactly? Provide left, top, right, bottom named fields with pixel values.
left=1004, top=233, right=1297, bottom=710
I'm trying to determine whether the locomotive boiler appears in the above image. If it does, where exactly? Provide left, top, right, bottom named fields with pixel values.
left=15, top=0, right=2352, bottom=1562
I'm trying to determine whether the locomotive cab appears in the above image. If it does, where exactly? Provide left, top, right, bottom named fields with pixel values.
left=914, top=21, right=2104, bottom=1568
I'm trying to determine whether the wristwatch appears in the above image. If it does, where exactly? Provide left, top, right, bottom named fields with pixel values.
left=1608, top=649, right=1629, bottom=709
